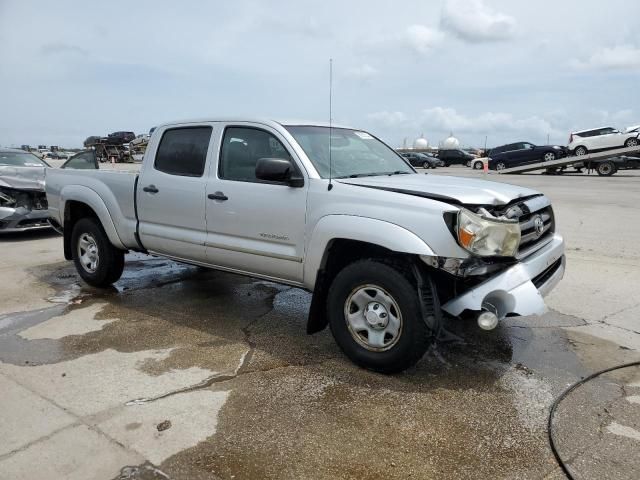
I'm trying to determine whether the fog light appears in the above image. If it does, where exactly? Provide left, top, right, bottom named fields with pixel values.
left=477, top=311, right=499, bottom=331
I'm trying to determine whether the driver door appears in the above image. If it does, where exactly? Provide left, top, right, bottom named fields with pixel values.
left=204, top=124, right=308, bottom=283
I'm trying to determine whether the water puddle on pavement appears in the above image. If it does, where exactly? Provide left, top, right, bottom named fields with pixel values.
left=3, top=254, right=637, bottom=479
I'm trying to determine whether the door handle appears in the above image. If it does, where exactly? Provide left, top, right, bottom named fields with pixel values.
left=143, top=185, right=159, bottom=194
left=208, top=192, right=228, bottom=201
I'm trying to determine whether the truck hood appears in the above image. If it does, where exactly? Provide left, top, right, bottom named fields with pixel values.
left=0, top=166, right=46, bottom=191
left=337, top=173, right=540, bottom=206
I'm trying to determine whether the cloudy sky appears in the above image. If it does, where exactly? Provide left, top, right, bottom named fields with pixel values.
left=1, top=0, right=639, bottom=148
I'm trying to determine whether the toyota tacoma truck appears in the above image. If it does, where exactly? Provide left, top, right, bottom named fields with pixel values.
left=46, top=119, right=565, bottom=373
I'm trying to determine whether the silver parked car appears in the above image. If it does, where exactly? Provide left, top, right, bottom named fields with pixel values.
left=0, top=149, right=51, bottom=232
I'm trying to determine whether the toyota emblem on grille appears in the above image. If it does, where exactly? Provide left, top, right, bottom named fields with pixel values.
left=533, top=215, right=545, bottom=237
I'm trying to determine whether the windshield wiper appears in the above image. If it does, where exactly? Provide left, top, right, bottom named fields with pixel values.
left=343, top=173, right=385, bottom=178
left=335, top=171, right=411, bottom=179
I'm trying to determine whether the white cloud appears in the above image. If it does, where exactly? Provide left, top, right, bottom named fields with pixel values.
left=440, top=0, right=517, bottom=42
left=358, top=24, right=443, bottom=57
left=403, top=25, right=444, bottom=54
left=420, top=107, right=558, bottom=138
left=572, top=45, right=640, bottom=70
left=344, top=64, right=379, bottom=81
left=367, top=111, right=407, bottom=127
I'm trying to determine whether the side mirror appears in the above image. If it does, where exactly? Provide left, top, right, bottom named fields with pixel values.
left=255, top=158, right=303, bottom=187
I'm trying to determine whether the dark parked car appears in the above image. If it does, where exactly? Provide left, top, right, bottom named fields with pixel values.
left=400, top=152, right=442, bottom=169
left=436, top=149, right=476, bottom=167
left=485, top=142, right=567, bottom=171
left=106, top=131, right=136, bottom=145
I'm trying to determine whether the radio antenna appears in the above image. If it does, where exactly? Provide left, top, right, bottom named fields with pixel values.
left=328, top=58, right=334, bottom=191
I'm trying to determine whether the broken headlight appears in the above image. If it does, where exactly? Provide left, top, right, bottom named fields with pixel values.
left=0, top=187, right=17, bottom=207
left=457, top=208, right=520, bottom=257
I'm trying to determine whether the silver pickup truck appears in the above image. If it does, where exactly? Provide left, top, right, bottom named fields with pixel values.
left=46, top=119, right=565, bottom=372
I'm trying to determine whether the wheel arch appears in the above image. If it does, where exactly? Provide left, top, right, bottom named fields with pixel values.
left=304, top=216, right=435, bottom=289
left=61, top=186, right=126, bottom=260
left=304, top=216, right=436, bottom=334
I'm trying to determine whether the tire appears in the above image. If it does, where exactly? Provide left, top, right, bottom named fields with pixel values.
left=624, top=137, right=639, bottom=148
left=71, top=217, right=125, bottom=287
left=543, top=152, right=556, bottom=162
left=327, top=259, right=435, bottom=373
left=574, top=146, right=588, bottom=156
left=422, top=161, right=429, bottom=169
left=596, top=161, right=616, bottom=177
left=496, top=162, right=506, bottom=171
left=473, top=161, right=483, bottom=170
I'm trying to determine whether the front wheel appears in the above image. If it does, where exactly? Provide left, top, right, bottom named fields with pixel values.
left=543, top=152, right=556, bottom=162
left=327, top=259, right=436, bottom=373
left=624, top=137, right=639, bottom=148
left=422, top=161, right=430, bottom=169
left=473, top=161, right=484, bottom=170
left=71, top=217, right=125, bottom=287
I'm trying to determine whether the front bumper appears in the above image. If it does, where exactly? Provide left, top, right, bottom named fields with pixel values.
left=0, top=206, right=51, bottom=233
left=441, top=233, right=565, bottom=319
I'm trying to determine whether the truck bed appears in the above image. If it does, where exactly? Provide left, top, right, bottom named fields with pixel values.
left=45, top=168, right=140, bottom=249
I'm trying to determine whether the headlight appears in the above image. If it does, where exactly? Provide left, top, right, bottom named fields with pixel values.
left=0, top=187, right=17, bottom=207
left=457, top=209, right=520, bottom=257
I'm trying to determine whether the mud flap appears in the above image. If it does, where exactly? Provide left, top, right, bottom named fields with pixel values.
left=306, top=270, right=329, bottom=334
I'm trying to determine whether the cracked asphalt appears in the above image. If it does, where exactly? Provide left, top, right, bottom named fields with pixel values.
left=1, top=167, right=639, bottom=479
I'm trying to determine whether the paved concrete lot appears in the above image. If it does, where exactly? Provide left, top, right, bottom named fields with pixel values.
left=1, top=167, right=639, bottom=479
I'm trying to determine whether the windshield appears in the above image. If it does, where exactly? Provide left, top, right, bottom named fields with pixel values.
left=284, top=126, right=413, bottom=178
left=0, top=151, right=49, bottom=167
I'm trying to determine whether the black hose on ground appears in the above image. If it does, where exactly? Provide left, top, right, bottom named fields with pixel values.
left=548, top=360, right=640, bottom=479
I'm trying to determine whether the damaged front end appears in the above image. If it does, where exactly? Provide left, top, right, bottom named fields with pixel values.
left=424, top=195, right=565, bottom=328
left=0, top=186, right=50, bottom=232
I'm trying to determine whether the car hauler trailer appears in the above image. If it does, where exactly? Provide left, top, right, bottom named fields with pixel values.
left=496, top=145, right=640, bottom=176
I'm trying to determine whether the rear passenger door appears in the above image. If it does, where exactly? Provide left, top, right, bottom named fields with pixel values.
left=136, top=124, right=215, bottom=263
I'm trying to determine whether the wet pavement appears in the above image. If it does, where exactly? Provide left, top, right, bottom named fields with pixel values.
left=1, top=169, right=640, bottom=479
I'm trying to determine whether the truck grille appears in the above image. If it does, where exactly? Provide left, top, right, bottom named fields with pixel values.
left=515, top=197, right=554, bottom=258
left=497, top=195, right=554, bottom=259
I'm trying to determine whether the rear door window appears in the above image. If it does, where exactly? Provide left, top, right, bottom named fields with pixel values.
left=154, top=127, right=212, bottom=177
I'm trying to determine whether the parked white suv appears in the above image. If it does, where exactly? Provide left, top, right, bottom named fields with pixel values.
left=568, top=126, right=639, bottom=156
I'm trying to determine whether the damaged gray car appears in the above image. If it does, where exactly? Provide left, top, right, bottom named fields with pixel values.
left=0, top=148, right=51, bottom=232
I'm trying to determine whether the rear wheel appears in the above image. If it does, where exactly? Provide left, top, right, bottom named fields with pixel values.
left=71, top=217, right=125, bottom=287
left=596, top=161, right=616, bottom=177
left=496, top=162, right=506, bottom=171
left=574, top=146, right=588, bottom=156
left=624, top=137, right=639, bottom=148
left=327, top=259, right=435, bottom=373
